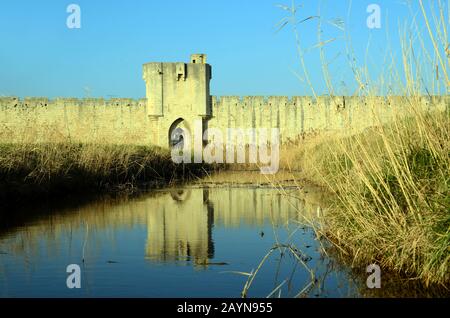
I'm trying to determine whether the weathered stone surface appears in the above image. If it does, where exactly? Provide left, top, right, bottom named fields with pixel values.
left=0, top=54, right=448, bottom=146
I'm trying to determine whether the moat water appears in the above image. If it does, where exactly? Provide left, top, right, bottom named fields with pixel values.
left=0, top=184, right=446, bottom=297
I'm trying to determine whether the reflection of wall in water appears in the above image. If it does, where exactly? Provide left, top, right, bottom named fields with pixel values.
left=0, top=187, right=311, bottom=267
left=146, top=189, right=214, bottom=265
left=145, top=187, right=304, bottom=265
left=208, top=188, right=301, bottom=228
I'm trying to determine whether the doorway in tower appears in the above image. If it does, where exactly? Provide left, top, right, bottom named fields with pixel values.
left=168, top=118, right=191, bottom=150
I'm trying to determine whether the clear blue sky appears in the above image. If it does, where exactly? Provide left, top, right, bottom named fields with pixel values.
left=0, top=0, right=445, bottom=98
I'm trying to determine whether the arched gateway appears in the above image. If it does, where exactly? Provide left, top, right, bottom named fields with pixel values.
left=168, top=118, right=190, bottom=149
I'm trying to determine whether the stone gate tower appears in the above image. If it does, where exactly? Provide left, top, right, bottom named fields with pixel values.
left=143, top=54, right=212, bottom=148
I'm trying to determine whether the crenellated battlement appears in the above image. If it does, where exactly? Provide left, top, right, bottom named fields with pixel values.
left=0, top=53, right=448, bottom=147
left=0, top=97, right=147, bottom=108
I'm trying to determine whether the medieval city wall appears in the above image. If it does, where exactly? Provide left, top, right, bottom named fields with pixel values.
left=208, top=95, right=448, bottom=144
left=0, top=97, right=152, bottom=144
left=0, top=95, right=447, bottom=146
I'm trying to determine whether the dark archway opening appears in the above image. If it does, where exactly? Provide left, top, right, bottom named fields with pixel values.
left=168, top=118, right=190, bottom=150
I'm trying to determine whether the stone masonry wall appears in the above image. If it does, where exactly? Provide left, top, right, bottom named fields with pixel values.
left=0, top=97, right=151, bottom=144
left=208, top=95, right=448, bottom=143
left=0, top=95, right=447, bottom=146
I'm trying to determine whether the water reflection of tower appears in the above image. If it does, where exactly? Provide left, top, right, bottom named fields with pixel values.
left=145, top=188, right=214, bottom=266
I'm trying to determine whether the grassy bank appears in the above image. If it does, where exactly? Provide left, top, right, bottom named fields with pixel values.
left=272, top=0, right=449, bottom=287
left=0, top=142, right=210, bottom=205
left=286, top=107, right=449, bottom=286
